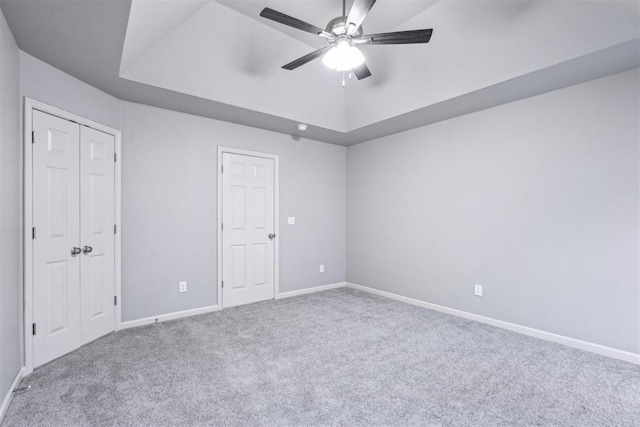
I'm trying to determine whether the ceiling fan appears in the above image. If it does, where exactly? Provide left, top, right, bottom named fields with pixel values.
left=259, top=0, right=434, bottom=81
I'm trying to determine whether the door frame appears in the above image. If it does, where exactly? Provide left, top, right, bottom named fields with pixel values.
left=217, top=146, right=280, bottom=308
left=23, top=97, right=122, bottom=375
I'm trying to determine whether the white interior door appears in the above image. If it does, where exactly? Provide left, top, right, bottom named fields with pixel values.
left=222, top=153, right=275, bottom=308
left=32, top=110, right=116, bottom=368
left=80, top=126, right=115, bottom=345
left=32, top=110, right=81, bottom=367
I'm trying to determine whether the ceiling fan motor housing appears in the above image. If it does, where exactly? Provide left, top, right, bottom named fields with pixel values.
left=326, top=16, right=363, bottom=38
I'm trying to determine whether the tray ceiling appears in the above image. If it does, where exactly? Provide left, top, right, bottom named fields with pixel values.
left=120, top=0, right=639, bottom=133
left=2, top=0, right=639, bottom=145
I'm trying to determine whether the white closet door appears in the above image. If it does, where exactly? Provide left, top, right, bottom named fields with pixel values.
left=222, top=153, right=275, bottom=308
left=32, top=110, right=81, bottom=367
left=80, top=126, right=115, bottom=345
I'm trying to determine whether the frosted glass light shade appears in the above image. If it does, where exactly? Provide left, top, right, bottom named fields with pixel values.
left=322, top=40, right=365, bottom=71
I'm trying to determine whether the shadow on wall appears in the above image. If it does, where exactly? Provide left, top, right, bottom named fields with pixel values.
left=238, top=34, right=284, bottom=75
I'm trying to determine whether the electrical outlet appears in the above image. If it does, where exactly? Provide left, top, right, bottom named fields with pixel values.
left=474, top=284, right=483, bottom=297
left=288, top=217, right=296, bottom=225
left=179, top=281, right=187, bottom=293
left=319, top=264, right=325, bottom=273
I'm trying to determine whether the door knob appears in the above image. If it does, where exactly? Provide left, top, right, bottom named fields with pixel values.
left=82, top=246, right=93, bottom=254
left=268, top=234, right=276, bottom=240
left=71, top=247, right=81, bottom=256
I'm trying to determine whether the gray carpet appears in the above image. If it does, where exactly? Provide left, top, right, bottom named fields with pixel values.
left=3, top=288, right=639, bottom=426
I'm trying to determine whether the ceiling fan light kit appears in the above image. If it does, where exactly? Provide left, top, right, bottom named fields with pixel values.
left=322, top=40, right=365, bottom=71
left=259, top=0, right=433, bottom=82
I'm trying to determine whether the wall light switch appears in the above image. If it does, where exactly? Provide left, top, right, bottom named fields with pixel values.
left=474, top=284, right=483, bottom=297
left=179, top=281, right=187, bottom=293
left=288, top=217, right=296, bottom=225
left=319, top=264, right=325, bottom=273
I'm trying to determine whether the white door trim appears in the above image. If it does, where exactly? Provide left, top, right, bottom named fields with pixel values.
left=23, top=97, right=122, bottom=375
left=217, top=146, right=280, bottom=308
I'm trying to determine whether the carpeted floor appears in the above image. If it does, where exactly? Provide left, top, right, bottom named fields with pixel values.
left=3, top=287, right=639, bottom=426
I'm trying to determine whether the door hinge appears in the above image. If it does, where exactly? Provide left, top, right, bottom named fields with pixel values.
left=114, top=296, right=117, bottom=306
left=221, top=165, right=224, bottom=173
left=114, top=152, right=117, bottom=162
left=31, top=131, right=35, bottom=144
left=221, top=223, right=224, bottom=231
left=114, top=224, right=117, bottom=234
left=32, top=227, right=36, bottom=239
left=222, top=281, right=224, bottom=288
left=32, top=323, right=36, bottom=336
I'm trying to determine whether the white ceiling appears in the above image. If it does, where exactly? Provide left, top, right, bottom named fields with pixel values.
left=2, top=0, right=639, bottom=145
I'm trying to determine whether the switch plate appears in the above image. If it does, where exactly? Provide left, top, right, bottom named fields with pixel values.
left=288, top=217, right=296, bottom=225
left=474, top=284, right=483, bottom=297
left=319, top=264, right=325, bottom=273
left=179, top=281, right=187, bottom=293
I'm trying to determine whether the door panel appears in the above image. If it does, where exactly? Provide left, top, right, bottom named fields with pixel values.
left=222, top=153, right=275, bottom=307
left=33, top=110, right=81, bottom=367
left=254, top=243, right=267, bottom=285
left=80, top=126, right=115, bottom=345
left=46, top=260, right=70, bottom=335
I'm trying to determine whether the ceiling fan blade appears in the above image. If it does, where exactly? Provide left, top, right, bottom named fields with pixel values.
left=360, top=29, right=433, bottom=45
left=282, top=47, right=331, bottom=70
left=260, top=8, right=327, bottom=36
left=346, top=0, right=377, bottom=35
left=352, top=63, right=372, bottom=80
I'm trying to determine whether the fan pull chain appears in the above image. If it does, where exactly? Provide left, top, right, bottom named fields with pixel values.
left=341, top=70, right=354, bottom=87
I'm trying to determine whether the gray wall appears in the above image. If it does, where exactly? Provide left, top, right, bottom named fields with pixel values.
left=18, top=54, right=347, bottom=323
left=347, top=69, right=640, bottom=354
left=19, top=52, right=121, bottom=129
left=0, top=5, right=21, bottom=403
left=120, top=102, right=346, bottom=321
left=13, top=36, right=639, bottom=356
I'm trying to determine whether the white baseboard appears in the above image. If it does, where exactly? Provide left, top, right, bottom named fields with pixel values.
left=346, top=282, right=640, bottom=365
left=119, top=304, right=219, bottom=330
left=120, top=282, right=348, bottom=331
left=276, top=282, right=346, bottom=299
left=0, top=367, right=24, bottom=424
